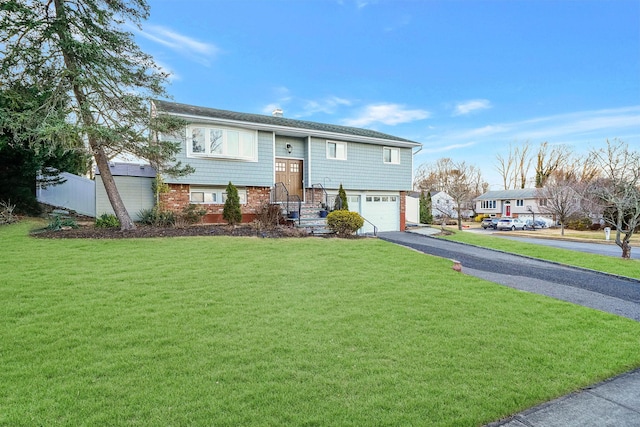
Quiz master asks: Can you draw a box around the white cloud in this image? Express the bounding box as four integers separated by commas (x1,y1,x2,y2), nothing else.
420,106,640,156
420,141,478,154
342,103,430,127
453,99,492,116
302,96,352,116
138,24,219,66
154,59,180,81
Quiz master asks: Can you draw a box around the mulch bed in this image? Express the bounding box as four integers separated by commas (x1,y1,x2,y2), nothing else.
31,224,313,239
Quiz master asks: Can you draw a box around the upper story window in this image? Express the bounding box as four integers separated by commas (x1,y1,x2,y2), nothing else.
538,198,548,207
327,141,347,160
188,125,257,161
383,147,400,164
516,199,524,207
481,200,496,209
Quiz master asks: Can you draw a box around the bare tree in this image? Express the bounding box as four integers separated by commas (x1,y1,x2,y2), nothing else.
495,143,517,190
534,142,570,188
495,141,534,189
536,174,582,236
586,140,640,259
515,142,533,189
415,158,485,230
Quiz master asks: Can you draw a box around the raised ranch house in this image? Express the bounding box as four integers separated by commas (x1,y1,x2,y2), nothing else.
475,188,551,222
151,100,422,233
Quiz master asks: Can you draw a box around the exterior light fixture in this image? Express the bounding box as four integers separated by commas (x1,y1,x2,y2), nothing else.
286,143,292,154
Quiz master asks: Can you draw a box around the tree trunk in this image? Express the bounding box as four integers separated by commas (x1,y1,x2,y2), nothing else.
93,147,136,230
54,0,135,230
621,239,632,259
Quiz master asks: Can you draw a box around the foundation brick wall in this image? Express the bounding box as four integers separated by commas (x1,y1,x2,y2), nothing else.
159,184,272,224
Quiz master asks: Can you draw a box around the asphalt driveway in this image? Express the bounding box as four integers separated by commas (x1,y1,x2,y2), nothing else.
378,231,640,321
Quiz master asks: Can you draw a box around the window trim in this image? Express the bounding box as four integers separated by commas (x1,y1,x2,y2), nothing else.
383,147,400,164
187,125,258,161
481,200,497,209
326,140,347,160
189,186,247,205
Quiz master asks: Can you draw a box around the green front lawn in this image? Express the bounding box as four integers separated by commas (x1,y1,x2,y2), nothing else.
440,228,640,279
2,222,640,426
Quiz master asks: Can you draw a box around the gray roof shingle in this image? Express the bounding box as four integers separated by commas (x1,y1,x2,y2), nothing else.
153,100,421,146
475,188,539,200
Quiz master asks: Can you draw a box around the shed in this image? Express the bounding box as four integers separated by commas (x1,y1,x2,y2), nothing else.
95,163,156,221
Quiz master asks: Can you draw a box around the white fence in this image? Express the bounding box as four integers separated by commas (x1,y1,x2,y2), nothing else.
406,195,419,224
37,172,96,217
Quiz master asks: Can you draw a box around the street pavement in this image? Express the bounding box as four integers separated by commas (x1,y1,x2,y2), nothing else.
379,227,640,427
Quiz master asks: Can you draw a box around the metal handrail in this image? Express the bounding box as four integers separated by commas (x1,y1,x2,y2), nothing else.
311,183,329,208
272,182,301,225
358,215,378,237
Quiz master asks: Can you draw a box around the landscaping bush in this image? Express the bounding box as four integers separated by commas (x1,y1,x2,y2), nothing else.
95,213,120,228
46,214,78,231
137,207,175,227
590,222,603,231
256,203,284,229
181,204,207,225
327,210,364,236
334,183,348,211
0,200,17,225
223,182,242,225
566,216,592,231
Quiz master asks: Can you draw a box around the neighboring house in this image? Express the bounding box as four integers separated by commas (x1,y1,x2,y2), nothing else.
95,162,156,221
430,191,457,218
151,100,422,232
475,188,550,220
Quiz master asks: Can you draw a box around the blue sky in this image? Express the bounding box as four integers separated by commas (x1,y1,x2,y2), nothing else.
136,0,640,188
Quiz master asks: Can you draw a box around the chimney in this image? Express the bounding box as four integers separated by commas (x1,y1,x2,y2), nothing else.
272,108,283,117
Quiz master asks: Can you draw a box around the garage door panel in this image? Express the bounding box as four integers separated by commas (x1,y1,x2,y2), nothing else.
362,194,399,232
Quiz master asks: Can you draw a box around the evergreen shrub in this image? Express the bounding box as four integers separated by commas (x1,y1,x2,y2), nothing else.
327,210,364,236
95,213,120,228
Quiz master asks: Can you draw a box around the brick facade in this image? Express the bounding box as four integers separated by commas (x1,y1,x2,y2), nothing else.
160,184,272,224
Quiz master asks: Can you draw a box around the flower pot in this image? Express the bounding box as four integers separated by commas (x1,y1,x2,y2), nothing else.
319,210,328,218
288,211,299,219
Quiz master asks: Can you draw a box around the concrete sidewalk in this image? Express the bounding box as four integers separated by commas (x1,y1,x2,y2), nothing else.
487,368,640,427
400,227,640,426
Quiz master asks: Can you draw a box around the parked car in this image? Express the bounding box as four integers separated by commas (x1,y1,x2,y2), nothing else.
524,219,549,230
481,217,499,229
496,217,526,231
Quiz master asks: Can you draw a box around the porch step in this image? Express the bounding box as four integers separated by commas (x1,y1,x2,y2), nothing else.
285,203,333,235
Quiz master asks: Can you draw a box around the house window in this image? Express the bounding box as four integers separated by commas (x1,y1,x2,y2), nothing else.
539,198,548,207
188,126,257,161
383,147,400,164
516,199,524,207
481,200,496,209
327,141,347,160
190,187,246,204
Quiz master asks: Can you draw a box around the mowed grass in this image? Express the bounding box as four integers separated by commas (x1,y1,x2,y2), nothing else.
2,222,640,426
440,228,640,279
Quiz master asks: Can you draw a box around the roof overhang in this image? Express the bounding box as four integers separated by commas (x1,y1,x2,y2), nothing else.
161,110,422,149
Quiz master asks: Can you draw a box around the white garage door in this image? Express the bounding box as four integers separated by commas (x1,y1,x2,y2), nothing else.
361,194,400,233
